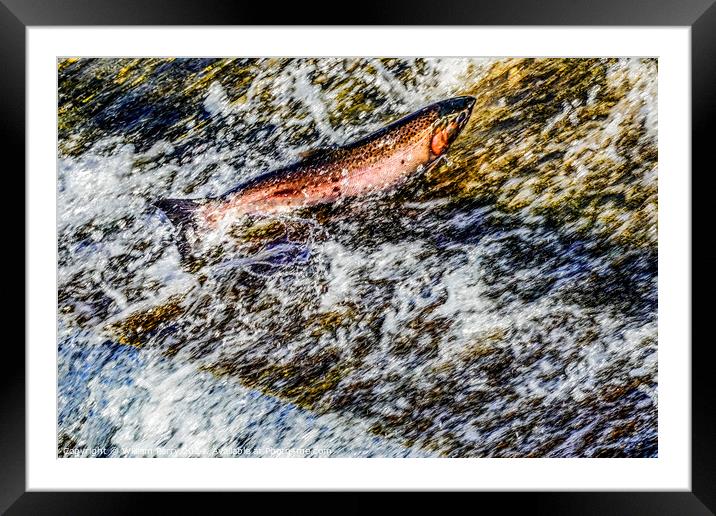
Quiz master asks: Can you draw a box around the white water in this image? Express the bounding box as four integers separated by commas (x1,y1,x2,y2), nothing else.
58,58,657,457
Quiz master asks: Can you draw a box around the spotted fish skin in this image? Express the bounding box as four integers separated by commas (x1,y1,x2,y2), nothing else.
155,96,475,235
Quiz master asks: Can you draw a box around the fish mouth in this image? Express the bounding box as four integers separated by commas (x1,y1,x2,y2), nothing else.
436,96,476,136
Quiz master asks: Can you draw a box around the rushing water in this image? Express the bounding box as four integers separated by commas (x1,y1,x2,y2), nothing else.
58,57,657,457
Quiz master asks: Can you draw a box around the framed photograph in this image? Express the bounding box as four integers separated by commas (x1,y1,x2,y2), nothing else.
8,0,714,512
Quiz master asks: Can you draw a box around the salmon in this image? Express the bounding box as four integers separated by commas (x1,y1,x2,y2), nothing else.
154,96,475,253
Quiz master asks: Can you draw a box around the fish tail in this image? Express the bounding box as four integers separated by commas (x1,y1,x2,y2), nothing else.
153,198,203,227
152,198,205,259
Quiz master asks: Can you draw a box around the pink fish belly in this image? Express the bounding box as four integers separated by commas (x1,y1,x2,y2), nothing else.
341,140,431,197
199,138,432,226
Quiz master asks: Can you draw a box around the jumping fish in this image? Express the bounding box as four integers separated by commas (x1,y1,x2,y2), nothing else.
154,96,476,252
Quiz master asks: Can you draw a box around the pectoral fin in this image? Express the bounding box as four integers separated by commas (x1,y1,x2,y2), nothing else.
424,155,447,176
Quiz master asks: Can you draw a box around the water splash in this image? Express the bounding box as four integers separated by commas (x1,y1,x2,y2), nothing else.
58,57,657,457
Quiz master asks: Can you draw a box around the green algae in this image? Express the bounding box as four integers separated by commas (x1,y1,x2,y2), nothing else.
103,295,186,347
420,57,657,249
203,349,354,411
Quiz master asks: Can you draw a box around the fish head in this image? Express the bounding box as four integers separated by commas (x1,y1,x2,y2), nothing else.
429,96,476,157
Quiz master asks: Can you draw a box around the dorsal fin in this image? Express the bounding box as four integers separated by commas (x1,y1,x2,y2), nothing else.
298,145,336,161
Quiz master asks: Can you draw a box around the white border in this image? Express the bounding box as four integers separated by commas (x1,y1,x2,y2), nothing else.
27,27,690,490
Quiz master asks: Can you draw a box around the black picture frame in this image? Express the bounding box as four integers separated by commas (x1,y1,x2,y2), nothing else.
5,0,715,513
